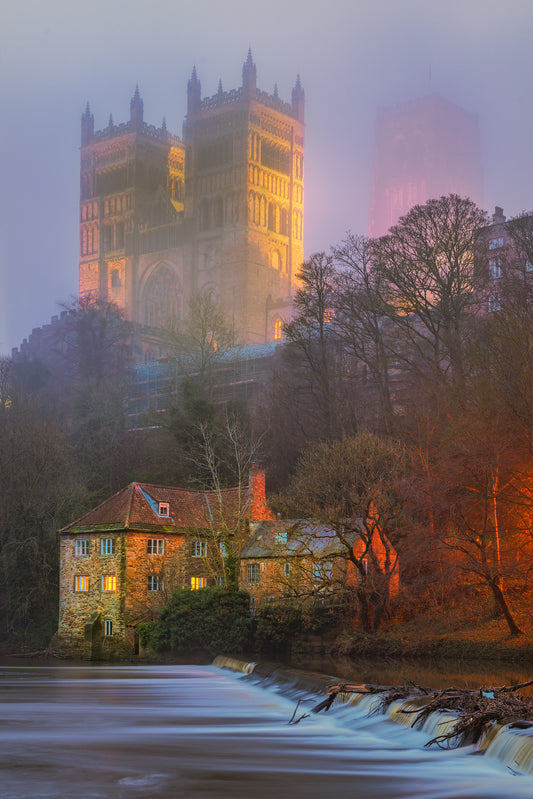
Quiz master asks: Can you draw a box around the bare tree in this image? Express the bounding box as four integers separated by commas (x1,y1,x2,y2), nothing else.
280,432,409,632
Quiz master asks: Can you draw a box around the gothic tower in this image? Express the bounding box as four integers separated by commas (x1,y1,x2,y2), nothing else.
79,53,305,345
368,93,483,238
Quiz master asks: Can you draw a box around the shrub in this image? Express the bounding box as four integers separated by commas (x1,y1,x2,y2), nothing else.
254,603,304,656
145,587,254,656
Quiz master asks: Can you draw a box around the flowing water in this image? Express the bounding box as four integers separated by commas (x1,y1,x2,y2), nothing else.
2,661,533,799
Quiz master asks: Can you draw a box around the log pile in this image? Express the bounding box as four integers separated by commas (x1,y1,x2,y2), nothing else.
310,679,533,748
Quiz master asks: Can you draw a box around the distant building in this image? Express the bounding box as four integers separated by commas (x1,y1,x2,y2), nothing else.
369,93,483,238
475,206,533,313
79,51,305,346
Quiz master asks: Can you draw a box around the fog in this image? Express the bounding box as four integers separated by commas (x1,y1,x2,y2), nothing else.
1,0,533,354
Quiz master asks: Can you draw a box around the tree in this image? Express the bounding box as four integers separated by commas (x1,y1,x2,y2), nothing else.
158,287,238,390
374,194,488,386
281,432,410,632
332,233,396,434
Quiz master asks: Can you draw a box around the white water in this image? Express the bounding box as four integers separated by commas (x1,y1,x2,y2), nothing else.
1,663,533,798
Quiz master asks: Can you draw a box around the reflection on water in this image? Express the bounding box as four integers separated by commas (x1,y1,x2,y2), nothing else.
1,663,533,798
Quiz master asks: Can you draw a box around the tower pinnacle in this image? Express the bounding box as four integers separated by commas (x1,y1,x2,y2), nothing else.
130,85,144,127
242,48,257,94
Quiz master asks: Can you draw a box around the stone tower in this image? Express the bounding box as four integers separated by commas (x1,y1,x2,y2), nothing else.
368,93,483,238
79,53,305,345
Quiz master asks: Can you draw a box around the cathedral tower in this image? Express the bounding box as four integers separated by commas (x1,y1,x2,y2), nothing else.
79,54,305,345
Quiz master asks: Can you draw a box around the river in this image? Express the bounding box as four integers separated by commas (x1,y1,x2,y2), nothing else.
1,661,533,799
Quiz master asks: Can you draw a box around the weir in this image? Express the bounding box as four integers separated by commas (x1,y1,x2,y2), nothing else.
212,655,533,776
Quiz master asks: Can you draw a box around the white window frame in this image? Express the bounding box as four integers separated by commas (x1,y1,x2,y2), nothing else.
75,539,90,556
246,563,260,585
104,619,113,636
147,539,165,555
193,540,207,557
147,575,164,591
100,538,115,555
158,502,170,517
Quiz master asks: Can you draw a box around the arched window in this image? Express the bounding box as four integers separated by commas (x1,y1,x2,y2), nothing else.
274,317,283,341
143,265,181,328
271,250,282,271
213,196,223,228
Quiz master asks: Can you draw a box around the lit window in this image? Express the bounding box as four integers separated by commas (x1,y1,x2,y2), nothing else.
147,575,164,591
100,538,115,555
147,539,165,555
489,258,503,280
191,576,207,590
246,563,260,584
104,619,113,636
193,541,207,557
158,502,170,517
489,237,504,250
102,575,116,591
274,317,283,340
283,563,291,578
75,539,90,556
74,575,89,592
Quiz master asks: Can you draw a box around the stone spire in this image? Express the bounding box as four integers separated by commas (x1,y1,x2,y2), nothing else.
130,85,144,127
291,74,305,122
242,48,257,94
81,101,94,146
187,66,202,114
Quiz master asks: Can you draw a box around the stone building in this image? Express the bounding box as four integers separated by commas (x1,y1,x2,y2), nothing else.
369,93,483,238
54,465,273,658
240,519,399,607
79,51,305,346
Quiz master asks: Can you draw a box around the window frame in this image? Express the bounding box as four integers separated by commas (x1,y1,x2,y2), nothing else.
101,574,117,592
147,539,165,555
192,540,207,558
100,538,116,556
190,576,207,590
246,563,260,585
147,575,164,591
74,575,89,592
75,539,90,556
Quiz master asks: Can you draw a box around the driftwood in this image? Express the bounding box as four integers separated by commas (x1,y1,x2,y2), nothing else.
309,679,533,748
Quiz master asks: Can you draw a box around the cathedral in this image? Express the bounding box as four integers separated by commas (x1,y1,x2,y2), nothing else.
79,51,305,347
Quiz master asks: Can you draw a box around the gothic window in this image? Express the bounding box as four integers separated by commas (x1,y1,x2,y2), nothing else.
268,203,276,232
271,250,282,271
143,265,181,328
274,317,283,341
214,196,223,228
103,225,113,252
199,199,210,230
111,269,121,288
248,192,254,223
81,229,87,255
280,209,289,236
116,222,125,250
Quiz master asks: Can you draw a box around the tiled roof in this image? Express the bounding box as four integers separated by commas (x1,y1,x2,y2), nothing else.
61,482,247,534
241,519,361,559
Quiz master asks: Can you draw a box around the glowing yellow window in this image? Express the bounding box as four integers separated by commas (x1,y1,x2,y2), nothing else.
102,575,117,591
191,576,207,590
74,575,89,592
274,317,283,340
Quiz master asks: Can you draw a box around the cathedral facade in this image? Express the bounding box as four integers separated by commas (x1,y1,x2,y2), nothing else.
78,52,305,346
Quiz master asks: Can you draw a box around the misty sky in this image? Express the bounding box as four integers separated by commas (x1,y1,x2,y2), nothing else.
2,0,533,355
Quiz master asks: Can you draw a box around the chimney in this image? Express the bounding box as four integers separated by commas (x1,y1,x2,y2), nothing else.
248,463,274,521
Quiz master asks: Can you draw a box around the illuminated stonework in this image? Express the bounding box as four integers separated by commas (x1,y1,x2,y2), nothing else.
79,52,305,345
